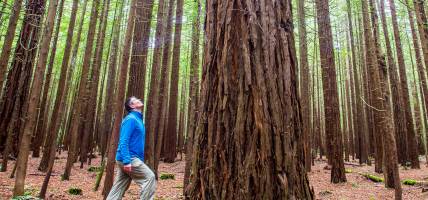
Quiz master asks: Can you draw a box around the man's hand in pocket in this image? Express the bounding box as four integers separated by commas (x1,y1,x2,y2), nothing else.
123,164,132,173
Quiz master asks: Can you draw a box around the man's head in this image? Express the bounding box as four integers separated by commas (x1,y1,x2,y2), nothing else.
125,96,144,112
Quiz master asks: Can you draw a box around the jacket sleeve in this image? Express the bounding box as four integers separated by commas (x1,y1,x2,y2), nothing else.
117,117,136,165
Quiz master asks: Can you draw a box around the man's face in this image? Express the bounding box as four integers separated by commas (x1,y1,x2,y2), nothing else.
130,97,144,110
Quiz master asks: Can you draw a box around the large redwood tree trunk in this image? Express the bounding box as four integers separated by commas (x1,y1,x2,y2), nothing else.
187,0,314,199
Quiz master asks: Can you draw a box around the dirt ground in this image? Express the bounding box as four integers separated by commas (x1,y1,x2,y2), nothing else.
0,153,427,199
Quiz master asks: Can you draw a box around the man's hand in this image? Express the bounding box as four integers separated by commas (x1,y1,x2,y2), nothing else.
123,164,132,173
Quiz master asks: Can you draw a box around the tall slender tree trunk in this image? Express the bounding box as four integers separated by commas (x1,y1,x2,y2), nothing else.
1,0,46,169
315,0,347,183
63,0,101,179
101,0,125,196
379,0,407,166
81,0,111,167
102,0,138,196
155,0,175,171
38,0,88,172
377,0,403,190
298,0,311,172
100,2,123,157
183,0,201,195
362,0,384,173
0,0,24,89
357,13,370,165
164,0,184,163
408,2,428,159
413,4,428,158
388,0,419,169
377,39,403,200
13,0,58,196
32,0,66,158
187,0,314,198
145,0,167,169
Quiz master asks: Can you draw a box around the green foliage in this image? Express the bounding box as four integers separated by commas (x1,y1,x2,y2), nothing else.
68,187,83,195
23,186,38,196
159,173,175,180
363,174,384,183
12,196,41,200
351,183,359,188
402,179,417,186
345,168,352,173
88,166,102,172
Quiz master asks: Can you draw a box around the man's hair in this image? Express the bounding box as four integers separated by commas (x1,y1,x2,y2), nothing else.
125,96,136,112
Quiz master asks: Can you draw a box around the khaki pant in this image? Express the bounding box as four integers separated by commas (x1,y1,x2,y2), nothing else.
106,158,156,200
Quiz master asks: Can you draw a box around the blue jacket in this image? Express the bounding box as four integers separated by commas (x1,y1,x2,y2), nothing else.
115,111,146,165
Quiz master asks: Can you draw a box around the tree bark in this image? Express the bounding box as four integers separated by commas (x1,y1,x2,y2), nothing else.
102,0,138,196
13,0,58,196
144,0,167,169
1,0,46,169
38,0,88,172
388,0,419,169
362,0,385,173
187,0,314,199
0,0,24,89
32,0,66,158
100,0,122,159
101,0,125,196
127,0,147,98
378,0,407,166
356,13,370,165
155,0,175,171
80,0,111,167
315,0,347,183
183,0,201,195
298,0,311,172
63,0,100,179
164,0,184,163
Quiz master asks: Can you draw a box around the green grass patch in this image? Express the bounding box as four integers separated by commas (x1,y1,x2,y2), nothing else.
363,174,384,183
345,168,353,173
88,166,102,172
160,173,175,180
402,179,417,186
68,187,83,195
12,195,41,200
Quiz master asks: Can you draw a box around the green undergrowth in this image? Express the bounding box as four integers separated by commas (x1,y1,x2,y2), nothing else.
88,166,103,172
68,187,83,195
160,173,175,180
12,195,41,200
362,174,384,183
402,179,417,186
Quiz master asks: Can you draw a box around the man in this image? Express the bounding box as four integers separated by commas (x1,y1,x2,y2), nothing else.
107,96,156,200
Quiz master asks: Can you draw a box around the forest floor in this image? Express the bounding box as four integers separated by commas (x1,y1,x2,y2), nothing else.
0,153,427,199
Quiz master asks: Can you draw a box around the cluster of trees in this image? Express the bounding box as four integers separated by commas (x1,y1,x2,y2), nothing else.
0,0,426,199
